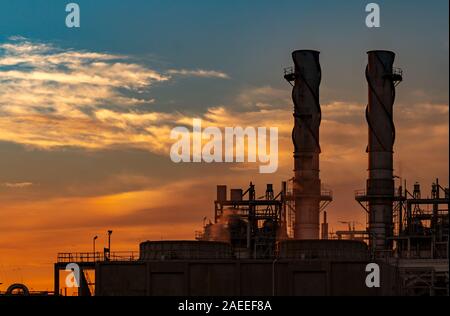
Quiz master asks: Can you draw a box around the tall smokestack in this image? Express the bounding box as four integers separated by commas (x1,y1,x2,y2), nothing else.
365,50,402,252
291,50,322,240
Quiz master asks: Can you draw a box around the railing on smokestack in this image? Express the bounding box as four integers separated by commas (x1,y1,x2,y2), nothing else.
284,178,333,238
283,67,296,85
387,67,404,86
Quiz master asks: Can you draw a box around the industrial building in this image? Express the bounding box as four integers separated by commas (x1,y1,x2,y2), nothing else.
51,50,448,297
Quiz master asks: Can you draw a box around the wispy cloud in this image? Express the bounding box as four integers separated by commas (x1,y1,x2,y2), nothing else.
0,38,231,152
0,38,166,113
0,38,447,180
167,69,230,79
2,182,33,188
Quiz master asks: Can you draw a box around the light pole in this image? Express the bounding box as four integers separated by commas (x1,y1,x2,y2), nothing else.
107,230,113,260
93,236,98,260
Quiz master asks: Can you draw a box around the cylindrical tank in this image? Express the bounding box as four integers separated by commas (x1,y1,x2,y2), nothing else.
5,283,30,296
366,50,397,252
291,50,322,240
277,240,369,261
139,241,233,261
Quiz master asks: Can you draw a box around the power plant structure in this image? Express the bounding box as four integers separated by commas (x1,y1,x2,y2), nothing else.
290,50,324,240
200,183,285,259
359,50,403,254
47,49,448,297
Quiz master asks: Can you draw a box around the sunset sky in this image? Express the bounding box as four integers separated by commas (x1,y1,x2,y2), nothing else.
0,0,448,291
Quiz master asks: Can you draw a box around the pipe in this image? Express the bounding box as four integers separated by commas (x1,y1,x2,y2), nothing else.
272,258,278,296
321,211,329,240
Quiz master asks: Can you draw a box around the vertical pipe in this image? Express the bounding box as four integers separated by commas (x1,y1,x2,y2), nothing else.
281,181,288,239
366,50,397,253
398,188,403,236
321,211,329,240
248,183,255,255
432,179,439,230
291,50,322,240
54,264,60,296
247,220,251,251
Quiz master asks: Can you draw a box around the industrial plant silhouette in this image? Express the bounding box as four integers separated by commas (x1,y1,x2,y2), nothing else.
4,50,449,297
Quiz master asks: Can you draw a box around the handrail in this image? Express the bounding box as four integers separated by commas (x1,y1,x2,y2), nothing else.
57,251,138,263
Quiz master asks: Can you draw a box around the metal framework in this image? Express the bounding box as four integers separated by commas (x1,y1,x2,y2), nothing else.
208,183,284,259
53,251,138,296
399,266,449,296
356,179,449,295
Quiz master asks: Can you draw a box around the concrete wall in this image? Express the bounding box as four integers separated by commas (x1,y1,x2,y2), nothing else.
95,260,399,296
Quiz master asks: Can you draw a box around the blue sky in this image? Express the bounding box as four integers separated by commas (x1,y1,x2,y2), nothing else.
1,0,448,112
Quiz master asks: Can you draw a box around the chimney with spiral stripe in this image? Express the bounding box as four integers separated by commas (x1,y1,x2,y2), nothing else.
365,50,402,252
290,50,322,240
